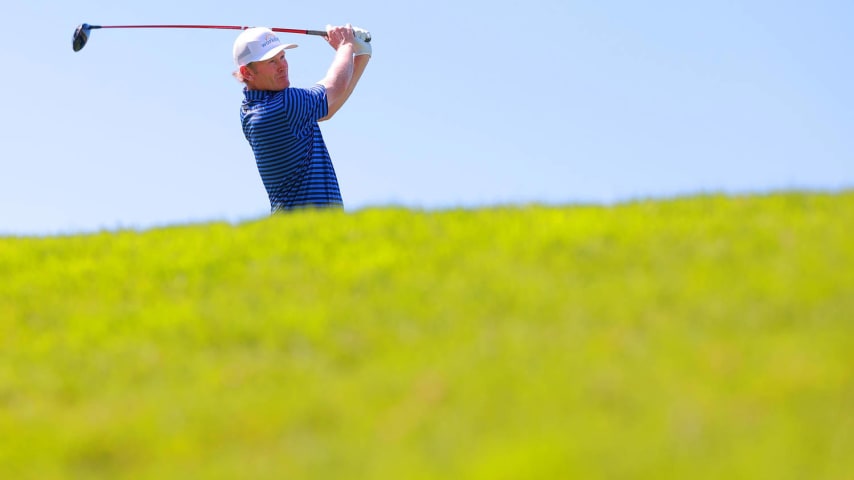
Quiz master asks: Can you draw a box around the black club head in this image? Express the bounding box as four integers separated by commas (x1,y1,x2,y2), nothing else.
72,24,91,52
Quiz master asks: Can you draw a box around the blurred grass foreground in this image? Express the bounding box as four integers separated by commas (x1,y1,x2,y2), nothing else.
1,191,852,479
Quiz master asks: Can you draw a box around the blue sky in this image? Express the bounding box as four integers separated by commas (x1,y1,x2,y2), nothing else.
2,1,852,235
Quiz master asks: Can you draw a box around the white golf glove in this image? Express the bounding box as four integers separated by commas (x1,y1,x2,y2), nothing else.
352,26,372,57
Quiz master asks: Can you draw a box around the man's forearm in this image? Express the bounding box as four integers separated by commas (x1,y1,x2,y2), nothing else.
320,45,355,118
333,54,370,115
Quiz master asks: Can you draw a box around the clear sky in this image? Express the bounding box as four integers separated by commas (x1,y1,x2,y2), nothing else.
2,1,852,235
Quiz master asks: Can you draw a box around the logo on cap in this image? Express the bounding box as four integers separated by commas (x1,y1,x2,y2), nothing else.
261,33,279,49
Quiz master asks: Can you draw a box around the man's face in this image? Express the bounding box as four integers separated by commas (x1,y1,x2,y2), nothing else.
243,51,290,91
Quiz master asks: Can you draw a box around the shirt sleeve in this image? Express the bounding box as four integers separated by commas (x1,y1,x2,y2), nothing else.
281,85,328,134
309,84,329,120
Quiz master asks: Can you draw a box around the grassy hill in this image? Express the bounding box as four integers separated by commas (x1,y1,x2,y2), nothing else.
1,192,852,479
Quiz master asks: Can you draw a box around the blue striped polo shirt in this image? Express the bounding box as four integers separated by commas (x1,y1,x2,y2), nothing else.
240,84,343,212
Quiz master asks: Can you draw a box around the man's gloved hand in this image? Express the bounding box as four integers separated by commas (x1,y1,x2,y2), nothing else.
352,26,372,57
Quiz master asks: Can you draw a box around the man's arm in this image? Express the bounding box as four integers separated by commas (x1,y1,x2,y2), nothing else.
318,25,370,121
321,54,369,122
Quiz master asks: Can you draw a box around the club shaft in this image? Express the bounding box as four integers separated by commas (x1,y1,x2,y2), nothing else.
91,24,327,38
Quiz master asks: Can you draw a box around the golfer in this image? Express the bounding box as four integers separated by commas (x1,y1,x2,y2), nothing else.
233,24,371,212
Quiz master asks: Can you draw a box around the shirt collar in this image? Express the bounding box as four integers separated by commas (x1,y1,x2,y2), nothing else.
243,88,276,101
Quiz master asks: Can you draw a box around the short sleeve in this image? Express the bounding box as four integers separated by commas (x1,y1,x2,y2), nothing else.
281,85,328,134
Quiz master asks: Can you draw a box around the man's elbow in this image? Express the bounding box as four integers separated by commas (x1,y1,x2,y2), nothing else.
322,90,345,121
323,101,345,121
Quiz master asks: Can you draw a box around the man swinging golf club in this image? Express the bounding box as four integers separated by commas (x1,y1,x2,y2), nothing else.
234,24,371,212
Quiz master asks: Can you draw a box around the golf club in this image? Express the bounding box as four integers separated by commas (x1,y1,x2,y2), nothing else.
72,23,370,52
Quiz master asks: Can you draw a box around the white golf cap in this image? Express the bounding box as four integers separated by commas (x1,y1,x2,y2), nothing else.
233,27,297,67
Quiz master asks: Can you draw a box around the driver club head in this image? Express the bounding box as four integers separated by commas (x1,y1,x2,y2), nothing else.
72,24,92,52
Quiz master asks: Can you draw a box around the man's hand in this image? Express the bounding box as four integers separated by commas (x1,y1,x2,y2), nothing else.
352,26,372,57
325,24,356,51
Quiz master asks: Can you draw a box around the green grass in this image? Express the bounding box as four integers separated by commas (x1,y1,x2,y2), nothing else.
1,191,852,479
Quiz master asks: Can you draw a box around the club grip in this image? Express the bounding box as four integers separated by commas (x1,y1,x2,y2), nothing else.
305,29,371,42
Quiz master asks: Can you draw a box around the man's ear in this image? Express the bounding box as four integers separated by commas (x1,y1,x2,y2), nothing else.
239,64,253,81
